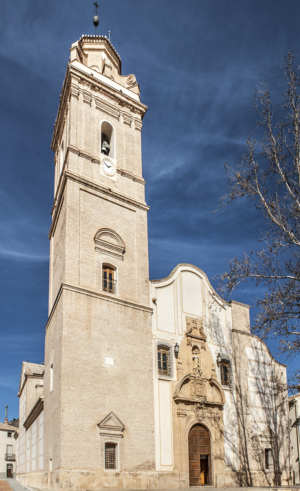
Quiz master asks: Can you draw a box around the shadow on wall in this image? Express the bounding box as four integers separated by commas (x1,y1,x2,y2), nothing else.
220,337,291,486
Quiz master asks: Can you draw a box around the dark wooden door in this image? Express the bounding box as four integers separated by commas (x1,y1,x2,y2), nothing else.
189,424,211,486
7,466,12,478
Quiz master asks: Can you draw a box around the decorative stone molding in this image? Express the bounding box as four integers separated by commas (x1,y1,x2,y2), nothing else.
45,283,153,332
95,98,120,120
122,112,132,126
117,167,145,185
173,374,226,406
186,316,206,347
94,228,125,260
83,90,92,105
23,397,44,430
98,412,125,471
98,411,125,433
134,119,143,131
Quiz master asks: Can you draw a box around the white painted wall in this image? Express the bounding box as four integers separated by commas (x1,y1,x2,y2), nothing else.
151,265,235,471
0,428,17,478
17,382,44,475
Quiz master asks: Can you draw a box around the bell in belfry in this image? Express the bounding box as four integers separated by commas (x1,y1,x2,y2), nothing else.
101,133,110,155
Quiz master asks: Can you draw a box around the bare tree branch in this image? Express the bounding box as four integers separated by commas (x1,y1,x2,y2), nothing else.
217,51,300,358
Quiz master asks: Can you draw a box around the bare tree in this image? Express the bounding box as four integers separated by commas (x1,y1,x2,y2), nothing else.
217,52,300,364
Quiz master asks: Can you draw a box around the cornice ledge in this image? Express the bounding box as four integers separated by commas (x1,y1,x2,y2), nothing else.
173,396,224,407
66,171,149,211
46,283,152,331
18,373,44,398
49,171,149,239
117,168,145,185
68,145,100,164
23,397,44,431
68,63,147,113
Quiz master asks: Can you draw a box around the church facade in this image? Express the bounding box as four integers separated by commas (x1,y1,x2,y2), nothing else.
16,35,291,489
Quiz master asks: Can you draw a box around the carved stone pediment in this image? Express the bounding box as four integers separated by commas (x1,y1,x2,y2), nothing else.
186,316,206,342
94,228,126,260
97,411,125,433
174,374,226,407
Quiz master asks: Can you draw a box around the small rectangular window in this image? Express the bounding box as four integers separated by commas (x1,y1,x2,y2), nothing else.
157,346,171,376
220,362,229,386
105,443,116,469
103,267,116,294
7,432,12,438
6,445,13,456
265,449,271,469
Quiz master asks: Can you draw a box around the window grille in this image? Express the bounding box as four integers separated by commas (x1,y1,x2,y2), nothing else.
105,443,116,469
102,267,116,294
220,362,229,386
157,345,171,376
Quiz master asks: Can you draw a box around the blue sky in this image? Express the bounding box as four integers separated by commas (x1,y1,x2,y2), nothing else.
0,0,299,419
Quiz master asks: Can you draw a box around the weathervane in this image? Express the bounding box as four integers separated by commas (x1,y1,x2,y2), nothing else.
93,2,99,35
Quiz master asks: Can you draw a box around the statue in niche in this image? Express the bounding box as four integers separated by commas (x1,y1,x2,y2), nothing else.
101,133,110,155
192,348,200,373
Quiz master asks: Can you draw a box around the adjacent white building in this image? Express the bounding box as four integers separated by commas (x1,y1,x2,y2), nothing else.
289,390,300,484
0,409,18,478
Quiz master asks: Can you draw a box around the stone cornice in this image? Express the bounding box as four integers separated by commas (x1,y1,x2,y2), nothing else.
78,35,122,73
49,170,149,239
23,397,44,431
64,144,146,185
231,329,287,367
45,283,153,332
51,63,147,152
18,373,44,398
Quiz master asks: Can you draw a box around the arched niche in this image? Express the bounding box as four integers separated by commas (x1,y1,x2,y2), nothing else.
101,121,115,160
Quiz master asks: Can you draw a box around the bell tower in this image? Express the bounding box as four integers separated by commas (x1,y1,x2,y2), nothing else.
44,35,155,487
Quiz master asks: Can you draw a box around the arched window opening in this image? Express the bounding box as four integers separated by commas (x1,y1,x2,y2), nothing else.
157,344,172,377
101,121,115,159
105,442,117,470
102,264,116,294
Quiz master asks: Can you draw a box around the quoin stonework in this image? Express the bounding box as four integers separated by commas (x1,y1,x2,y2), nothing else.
16,35,292,489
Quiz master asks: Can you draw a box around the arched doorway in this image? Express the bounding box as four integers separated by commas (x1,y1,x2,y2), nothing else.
189,424,211,486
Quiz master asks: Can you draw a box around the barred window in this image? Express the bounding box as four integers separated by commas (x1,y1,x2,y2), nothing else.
105,442,116,469
157,345,171,376
102,265,116,294
220,362,229,386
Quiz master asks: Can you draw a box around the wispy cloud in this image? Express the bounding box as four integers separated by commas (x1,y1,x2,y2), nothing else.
0,249,48,262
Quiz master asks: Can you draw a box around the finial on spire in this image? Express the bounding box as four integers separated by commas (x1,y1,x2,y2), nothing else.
93,2,99,35
108,30,110,42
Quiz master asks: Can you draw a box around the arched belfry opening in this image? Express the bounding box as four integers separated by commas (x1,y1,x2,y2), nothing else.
189,424,211,486
101,121,115,159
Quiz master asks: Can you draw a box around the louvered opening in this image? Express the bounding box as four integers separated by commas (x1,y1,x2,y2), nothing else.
105,443,116,469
